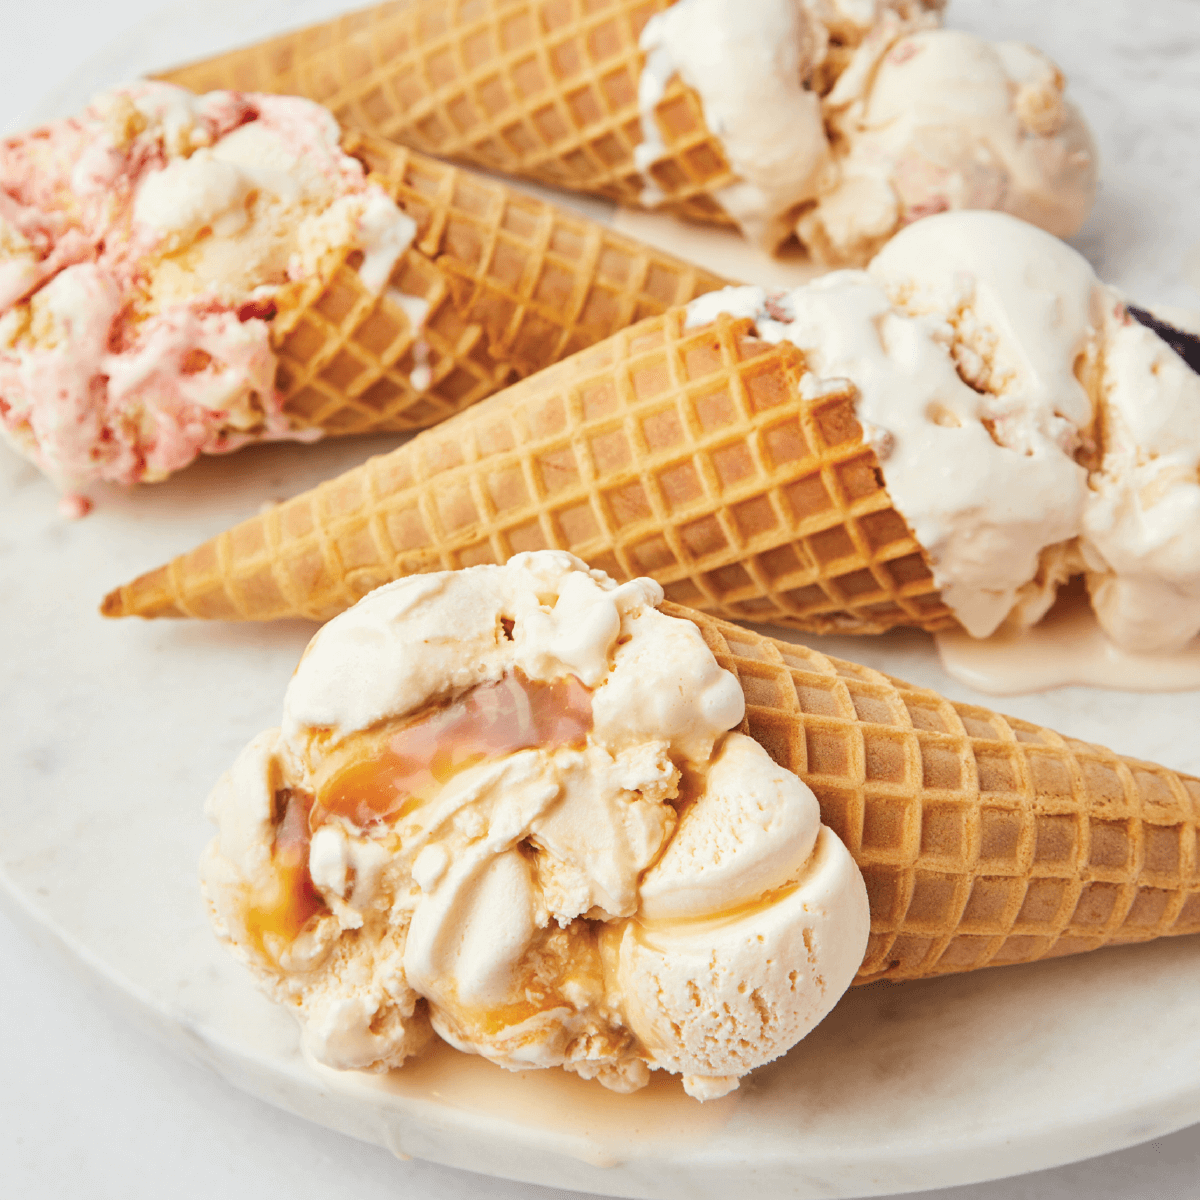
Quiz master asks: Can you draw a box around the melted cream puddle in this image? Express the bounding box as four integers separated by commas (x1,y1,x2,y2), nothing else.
306,1038,739,1165
936,586,1200,695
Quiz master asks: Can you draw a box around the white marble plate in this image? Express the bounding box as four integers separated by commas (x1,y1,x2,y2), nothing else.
3,1,1200,1197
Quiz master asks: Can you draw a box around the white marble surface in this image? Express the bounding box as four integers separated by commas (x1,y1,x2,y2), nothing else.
4,2,1200,1198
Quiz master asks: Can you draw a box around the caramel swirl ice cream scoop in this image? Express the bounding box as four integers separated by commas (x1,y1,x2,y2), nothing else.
202,551,869,1098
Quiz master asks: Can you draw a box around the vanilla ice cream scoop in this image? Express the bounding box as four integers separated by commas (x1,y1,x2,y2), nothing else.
799,28,1098,264
686,209,1200,655
1080,301,1200,652
635,0,839,250
202,552,869,1099
634,0,1095,263
0,83,417,499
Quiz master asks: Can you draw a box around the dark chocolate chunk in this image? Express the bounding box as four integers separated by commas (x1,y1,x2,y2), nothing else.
1127,304,1200,376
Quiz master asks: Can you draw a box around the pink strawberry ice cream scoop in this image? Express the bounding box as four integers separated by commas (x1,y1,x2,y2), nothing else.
0,83,417,503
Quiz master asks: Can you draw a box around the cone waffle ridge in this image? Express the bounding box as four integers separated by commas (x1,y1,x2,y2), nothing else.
273,132,728,434
672,604,1200,982
103,308,954,631
159,0,739,226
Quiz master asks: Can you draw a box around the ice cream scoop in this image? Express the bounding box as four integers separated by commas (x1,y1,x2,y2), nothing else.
203,552,869,1098
156,0,1096,265
0,83,726,508
863,211,1200,653
0,83,415,495
799,26,1098,263
104,211,1200,663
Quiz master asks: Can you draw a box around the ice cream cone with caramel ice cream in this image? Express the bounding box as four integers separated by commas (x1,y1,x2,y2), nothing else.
156,0,1097,264
0,81,725,505
201,552,1200,1100
104,210,1200,665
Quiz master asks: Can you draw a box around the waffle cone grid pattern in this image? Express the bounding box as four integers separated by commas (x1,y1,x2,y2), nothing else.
160,0,740,226
271,133,727,435
103,309,957,631
671,604,1200,982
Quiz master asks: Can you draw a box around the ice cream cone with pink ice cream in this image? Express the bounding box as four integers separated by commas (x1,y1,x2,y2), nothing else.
157,0,1098,264
0,81,725,510
105,209,1200,666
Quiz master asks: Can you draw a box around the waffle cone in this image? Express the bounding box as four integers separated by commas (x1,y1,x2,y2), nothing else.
667,602,1200,981
272,130,727,435
103,305,955,632
158,0,740,228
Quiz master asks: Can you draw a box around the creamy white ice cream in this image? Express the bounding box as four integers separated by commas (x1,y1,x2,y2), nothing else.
203,552,869,1099
0,83,420,496
636,0,837,248
634,1,1095,264
801,28,1098,263
685,210,1200,653
1081,301,1200,652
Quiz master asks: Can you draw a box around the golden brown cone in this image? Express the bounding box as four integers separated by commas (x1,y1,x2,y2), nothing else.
103,305,956,633
672,602,1200,982
159,0,742,228
273,130,728,434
